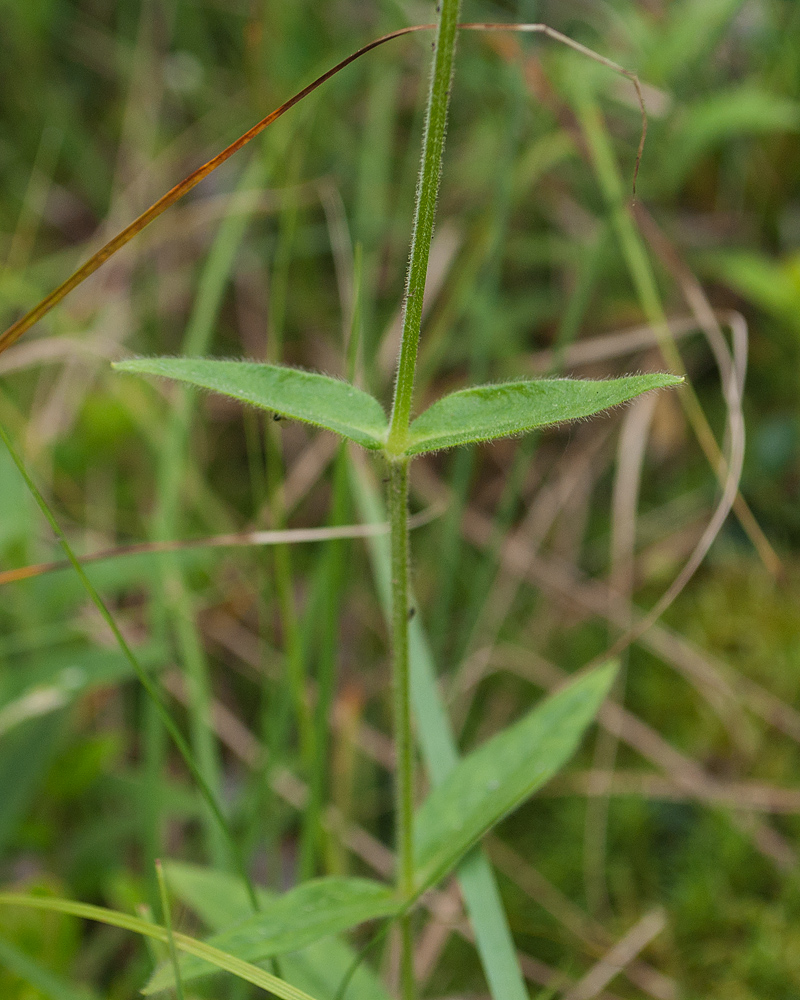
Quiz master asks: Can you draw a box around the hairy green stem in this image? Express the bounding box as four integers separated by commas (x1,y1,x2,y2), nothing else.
386,4,462,996
388,457,415,1000
388,460,414,898
387,0,463,453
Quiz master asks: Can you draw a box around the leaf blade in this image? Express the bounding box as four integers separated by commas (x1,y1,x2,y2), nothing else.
146,874,397,994
113,358,389,450
405,374,682,455
413,662,617,892
157,863,394,1000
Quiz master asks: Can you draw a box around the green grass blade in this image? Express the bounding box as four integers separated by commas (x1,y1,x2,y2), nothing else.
0,893,318,1000
412,663,618,893
155,860,185,1000
0,422,258,912
145,877,398,993
349,458,531,1000
699,249,800,334
151,150,272,875
405,374,683,454
113,359,389,450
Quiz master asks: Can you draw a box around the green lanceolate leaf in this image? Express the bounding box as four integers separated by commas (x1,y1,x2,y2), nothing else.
113,358,389,450
412,662,618,892
157,862,393,1000
405,374,683,455
145,875,398,994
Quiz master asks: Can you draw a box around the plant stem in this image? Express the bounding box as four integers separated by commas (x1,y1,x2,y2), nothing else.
387,0,463,455
388,457,415,1000
388,460,414,898
386,4,461,996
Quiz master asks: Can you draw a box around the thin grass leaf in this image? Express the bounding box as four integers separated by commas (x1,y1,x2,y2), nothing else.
0,422,258,911
405,375,682,455
0,893,317,1000
160,862,393,1000
155,861,185,1000
113,359,389,450
413,662,618,892
145,877,398,994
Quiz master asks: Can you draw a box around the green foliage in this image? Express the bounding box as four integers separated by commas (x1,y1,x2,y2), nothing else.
666,84,800,190
152,862,392,1000
405,375,682,455
0,645,164,740
0,892,319,1000
2,0,799,997
113,359,389,450
115,360,680,459
145,876,398,993
0,934,95,1000
413,663,617,892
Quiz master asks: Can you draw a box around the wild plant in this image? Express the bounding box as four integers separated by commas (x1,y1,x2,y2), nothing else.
0,6,682,1000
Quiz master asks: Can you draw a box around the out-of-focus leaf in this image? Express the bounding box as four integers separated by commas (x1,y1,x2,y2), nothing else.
160,862,393,1000
113,358,389,450
0,715,63,853
145,876,397,994
667,86,800,189
644,0,748,81
698,249,800,334
404,375,682,455
413,663,617,892
0,447,36,551
0,644,165,739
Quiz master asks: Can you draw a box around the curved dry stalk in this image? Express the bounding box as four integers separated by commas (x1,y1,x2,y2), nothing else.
634,206,779,577
0,22,646,359
584,312,747,671
0,523,387,586
584,391,659,916
0,505,442,588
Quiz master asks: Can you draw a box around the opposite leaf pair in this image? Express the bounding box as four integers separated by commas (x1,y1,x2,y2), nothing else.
113,357,682,457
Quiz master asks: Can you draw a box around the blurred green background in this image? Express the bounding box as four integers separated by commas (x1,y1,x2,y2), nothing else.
2,1,800,997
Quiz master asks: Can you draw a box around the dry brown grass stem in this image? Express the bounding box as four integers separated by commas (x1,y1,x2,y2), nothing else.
0,22,645,358
563,909,667,1000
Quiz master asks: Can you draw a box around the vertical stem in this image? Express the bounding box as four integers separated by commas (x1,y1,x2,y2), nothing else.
389,456,415,1000
389,459,414,897
387,0,462,454
385,4,461,995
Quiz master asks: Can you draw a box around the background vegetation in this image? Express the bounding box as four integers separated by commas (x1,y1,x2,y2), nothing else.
1,0,800,997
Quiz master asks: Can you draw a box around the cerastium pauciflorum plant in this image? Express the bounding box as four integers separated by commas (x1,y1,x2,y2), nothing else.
0,8,682,1000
